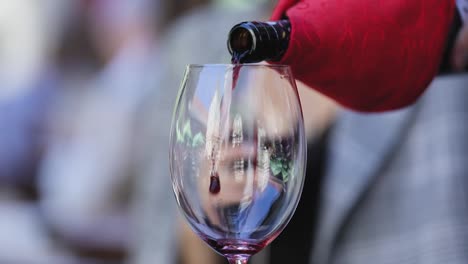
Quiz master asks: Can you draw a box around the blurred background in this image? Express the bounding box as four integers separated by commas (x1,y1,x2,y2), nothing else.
0,0,339,263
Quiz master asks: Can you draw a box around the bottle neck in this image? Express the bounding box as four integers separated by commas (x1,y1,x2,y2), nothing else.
228,19,291,63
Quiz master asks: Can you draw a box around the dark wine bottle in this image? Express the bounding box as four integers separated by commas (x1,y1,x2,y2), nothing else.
228,20,291,64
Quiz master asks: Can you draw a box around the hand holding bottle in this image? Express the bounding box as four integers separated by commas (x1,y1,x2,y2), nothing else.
229,0,458,112
274,0,456,112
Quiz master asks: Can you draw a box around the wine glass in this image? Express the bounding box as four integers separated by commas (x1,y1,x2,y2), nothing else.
169,64,306,264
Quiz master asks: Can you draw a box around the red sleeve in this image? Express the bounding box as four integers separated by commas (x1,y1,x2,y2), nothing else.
271,0,456,112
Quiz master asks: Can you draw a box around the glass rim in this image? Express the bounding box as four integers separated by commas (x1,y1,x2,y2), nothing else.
187,63,290,69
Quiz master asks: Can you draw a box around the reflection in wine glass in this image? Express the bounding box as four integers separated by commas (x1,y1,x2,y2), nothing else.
170,64,306,264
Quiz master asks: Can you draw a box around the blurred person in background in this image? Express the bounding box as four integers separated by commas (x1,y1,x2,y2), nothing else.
0,0,78,262
37,0,166,262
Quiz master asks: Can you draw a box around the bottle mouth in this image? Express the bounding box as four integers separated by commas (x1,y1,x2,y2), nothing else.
227,23,256,55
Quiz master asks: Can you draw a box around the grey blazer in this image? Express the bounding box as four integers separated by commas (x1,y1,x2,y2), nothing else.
311,74,468,264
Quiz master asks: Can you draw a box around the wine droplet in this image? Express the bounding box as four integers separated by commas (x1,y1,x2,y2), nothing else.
209,172,221,194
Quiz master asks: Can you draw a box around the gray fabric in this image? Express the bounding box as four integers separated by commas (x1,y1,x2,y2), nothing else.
312,74,468,264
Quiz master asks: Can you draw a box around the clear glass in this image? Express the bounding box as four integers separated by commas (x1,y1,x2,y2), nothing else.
169,64,306,263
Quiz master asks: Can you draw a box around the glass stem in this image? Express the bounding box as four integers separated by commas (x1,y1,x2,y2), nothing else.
227,256,249,264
